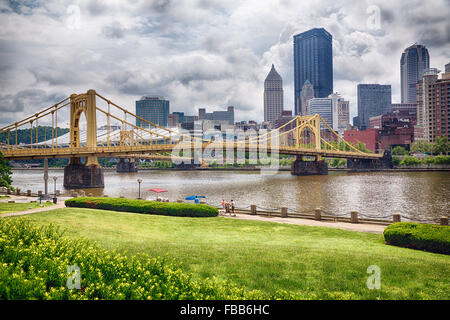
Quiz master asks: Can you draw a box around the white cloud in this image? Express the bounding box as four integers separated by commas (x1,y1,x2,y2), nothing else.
0,0,448,127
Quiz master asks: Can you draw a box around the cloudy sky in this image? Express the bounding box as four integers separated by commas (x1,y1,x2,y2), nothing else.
0,0,449,128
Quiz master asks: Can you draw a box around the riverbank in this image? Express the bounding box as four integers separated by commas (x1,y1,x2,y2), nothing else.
11,166,450,172
15,207,450,299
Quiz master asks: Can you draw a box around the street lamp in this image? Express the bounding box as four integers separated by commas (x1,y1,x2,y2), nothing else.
137,178,143,199
52,176,58,204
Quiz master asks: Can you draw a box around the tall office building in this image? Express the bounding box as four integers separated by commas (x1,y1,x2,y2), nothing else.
294,28,333,115
421,67,449,142
308,98,332,130
324,93,350,134
300,80,314,115
198,106,234,125
400,44,430,104
136,96,169,128
357,84,392,130
264,64,284,124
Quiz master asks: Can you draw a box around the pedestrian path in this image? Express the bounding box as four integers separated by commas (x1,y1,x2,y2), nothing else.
219,212,387,234
1,196,69,218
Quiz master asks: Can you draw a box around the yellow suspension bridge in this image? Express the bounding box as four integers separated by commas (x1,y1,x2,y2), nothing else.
0,89,387,188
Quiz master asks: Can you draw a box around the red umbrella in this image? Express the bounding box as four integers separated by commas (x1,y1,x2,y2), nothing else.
147,188,168,201
147,188,168,193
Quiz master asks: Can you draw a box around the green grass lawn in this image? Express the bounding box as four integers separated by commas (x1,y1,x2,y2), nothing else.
18,207,450,299
0,201,53,214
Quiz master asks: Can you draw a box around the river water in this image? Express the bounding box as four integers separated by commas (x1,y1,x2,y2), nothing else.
11,169,450,221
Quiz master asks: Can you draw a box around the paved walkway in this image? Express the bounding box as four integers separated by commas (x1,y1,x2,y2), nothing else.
0,195,69,218
219,212,387,234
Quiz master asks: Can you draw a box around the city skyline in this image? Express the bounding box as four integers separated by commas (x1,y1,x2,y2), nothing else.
0,0,449,127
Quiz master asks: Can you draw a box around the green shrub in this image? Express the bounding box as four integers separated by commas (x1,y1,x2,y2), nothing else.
0,218,289,300
391,156,401,166
392,146,409,156
434,155,450,165
399,156,422,166
384,222,450,255
65,197,218,218
423,157,435,165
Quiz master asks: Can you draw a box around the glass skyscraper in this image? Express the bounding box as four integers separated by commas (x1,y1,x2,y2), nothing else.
400,44,430,104
294,28,333,115
136,96,170,128
357,84,392,130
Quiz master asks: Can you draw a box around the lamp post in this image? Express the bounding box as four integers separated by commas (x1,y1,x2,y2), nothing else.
52,176,57,204
137,178,142,199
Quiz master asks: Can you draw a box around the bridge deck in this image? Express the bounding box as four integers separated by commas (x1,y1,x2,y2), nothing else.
1,143,383,160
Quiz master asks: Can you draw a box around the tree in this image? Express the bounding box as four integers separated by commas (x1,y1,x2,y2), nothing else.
411,140,433,154
432,137,449,155
354,142,372,153
391,146,409,156
0,152,12,190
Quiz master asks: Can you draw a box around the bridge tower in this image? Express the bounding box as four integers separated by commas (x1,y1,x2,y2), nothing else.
116,130,138,172
64,89,105,188
291,115,328,175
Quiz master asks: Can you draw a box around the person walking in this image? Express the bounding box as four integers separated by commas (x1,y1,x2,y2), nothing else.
230,199,235,217
221,199,226,214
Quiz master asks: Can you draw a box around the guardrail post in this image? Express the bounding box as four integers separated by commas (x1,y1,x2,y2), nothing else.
440,216,448,226
16,188,21,195
250,204,256,215
26,190,31,196
393,213,401,223
281,207,288,218
314,208,322,220
350,210,358,224
37,190,43,197
56,190,60,196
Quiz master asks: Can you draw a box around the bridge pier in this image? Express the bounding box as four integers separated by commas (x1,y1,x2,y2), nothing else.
347,151,392,171
291,156,328,176
64,157,104,189
116,158,138,173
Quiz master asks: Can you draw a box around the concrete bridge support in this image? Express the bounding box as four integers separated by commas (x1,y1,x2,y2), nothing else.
347,151,392,171
64,157,104,189
116,158,138,173
291,156,328,176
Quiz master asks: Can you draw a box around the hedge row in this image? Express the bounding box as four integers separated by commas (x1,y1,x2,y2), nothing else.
65,197,218,217
383,222,450,255
0,219,297,299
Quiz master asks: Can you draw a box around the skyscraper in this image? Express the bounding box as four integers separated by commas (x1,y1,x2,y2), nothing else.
264,64,284,124
357,84,392,130
300,80,314,115
400,44,430,104
420,67,449,142
294,28,333,115
136,96,170,128
308,98,332,130
328,92,350,134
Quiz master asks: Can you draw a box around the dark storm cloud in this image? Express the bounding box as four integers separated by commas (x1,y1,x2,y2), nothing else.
418,25,450,49
0,89,65,112
85,0,108,16
380,8,395,24
5,0,40,15
0,0,449,122
151,0,171,13
102,23,126,39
